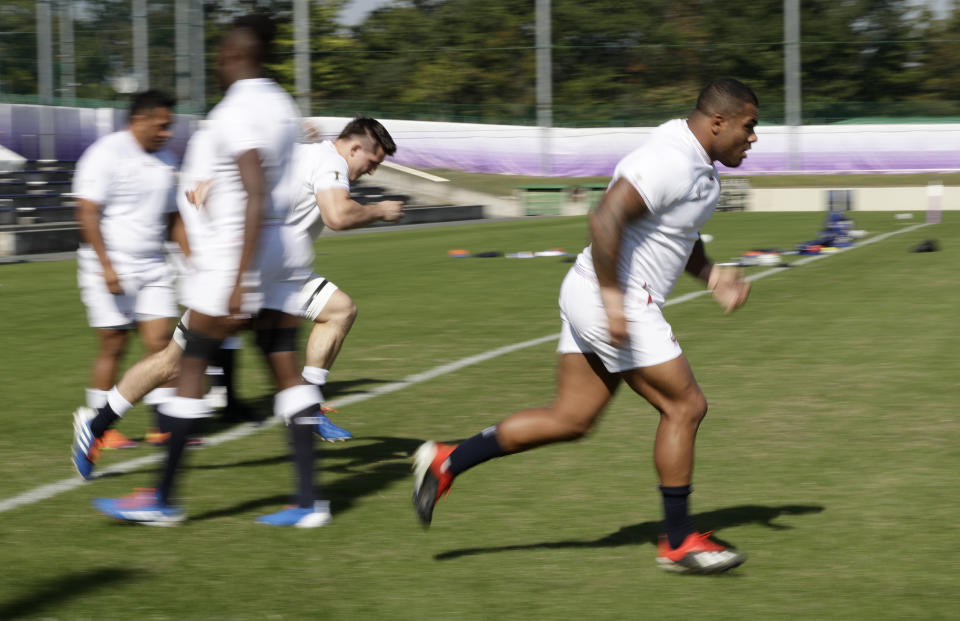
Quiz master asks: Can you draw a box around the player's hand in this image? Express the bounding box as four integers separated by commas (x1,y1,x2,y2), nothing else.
605,308,629,347
708,265,751,313
228,284,245,316
186,178,213,210
599,286,629,347
378,200,405,222
103,266,123,295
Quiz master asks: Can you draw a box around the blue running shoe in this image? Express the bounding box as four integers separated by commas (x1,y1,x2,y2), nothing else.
72,407,99,480
315,410,352,442
256,501,331,528
93,488,185,526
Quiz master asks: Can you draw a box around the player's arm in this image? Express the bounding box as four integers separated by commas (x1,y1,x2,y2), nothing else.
685,235,750,314
76,198,122,295
589,177,648,347
230,149,266,315
314,187,403,231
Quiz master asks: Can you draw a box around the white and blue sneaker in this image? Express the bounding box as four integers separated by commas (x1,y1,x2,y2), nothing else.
71,407,98,480
93,488,185,526
315,412,352,442
256,501,331,528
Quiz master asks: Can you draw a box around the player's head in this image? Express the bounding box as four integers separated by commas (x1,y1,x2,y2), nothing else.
693,78,759,168
337,116,397,181
128,89,175,153
217,13,276,87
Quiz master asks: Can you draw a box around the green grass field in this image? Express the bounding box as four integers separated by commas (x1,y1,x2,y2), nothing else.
0,211,957,620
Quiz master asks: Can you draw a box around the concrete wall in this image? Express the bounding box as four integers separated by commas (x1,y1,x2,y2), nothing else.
748,186,958,212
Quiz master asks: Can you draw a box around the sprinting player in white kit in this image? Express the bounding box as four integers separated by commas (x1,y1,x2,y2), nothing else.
69,116,405,480
84,14,329,527
289,116,404,426
73,89,185,451
413,78,758,574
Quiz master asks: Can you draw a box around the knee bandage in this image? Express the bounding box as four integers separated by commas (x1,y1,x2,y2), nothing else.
183,330,223,360
255,326,298,355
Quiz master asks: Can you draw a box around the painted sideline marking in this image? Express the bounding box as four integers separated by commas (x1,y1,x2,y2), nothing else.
0,222,929,515
381,161,449,182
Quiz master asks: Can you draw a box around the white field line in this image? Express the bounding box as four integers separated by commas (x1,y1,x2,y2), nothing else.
0,221,930,515
381,161,449,182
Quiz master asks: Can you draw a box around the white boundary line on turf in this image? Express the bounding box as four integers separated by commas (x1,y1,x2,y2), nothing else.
381,161,450,182
0,221,930,515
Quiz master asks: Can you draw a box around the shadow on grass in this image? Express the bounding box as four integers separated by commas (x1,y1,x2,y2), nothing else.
187,436,425,521
0,566,146,618
435,504,824,561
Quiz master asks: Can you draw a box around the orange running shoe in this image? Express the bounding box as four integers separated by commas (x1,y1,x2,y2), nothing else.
145,429,205,447
98,429,139,450
145,429,170,446
411,441,456,526
656,531,745,574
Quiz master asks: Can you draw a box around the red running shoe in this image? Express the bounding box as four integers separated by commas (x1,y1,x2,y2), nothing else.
411,441,456,526
656,531,746,574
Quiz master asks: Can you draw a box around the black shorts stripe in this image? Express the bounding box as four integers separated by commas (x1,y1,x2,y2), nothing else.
306,279,329,308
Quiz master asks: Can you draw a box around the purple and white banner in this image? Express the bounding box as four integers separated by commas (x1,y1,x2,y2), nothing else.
343,117,960,177
3,103,959,176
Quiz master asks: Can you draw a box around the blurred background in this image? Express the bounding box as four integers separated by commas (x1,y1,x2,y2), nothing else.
1,0,958,124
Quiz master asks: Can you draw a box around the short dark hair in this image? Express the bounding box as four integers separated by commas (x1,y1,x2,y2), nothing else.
129,89,175,118
338,116,397,156
232,13,277,64
695,78,758,117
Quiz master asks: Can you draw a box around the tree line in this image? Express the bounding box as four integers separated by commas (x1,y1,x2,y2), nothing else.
1,0,958,124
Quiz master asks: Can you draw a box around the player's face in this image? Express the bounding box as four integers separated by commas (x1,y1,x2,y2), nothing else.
131,107,174,153
348,143,386,181
714,102,758,168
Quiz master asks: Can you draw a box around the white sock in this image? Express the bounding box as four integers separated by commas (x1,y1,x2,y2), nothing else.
301,366,329,386
158,396,211,419
86,388,108,409
107,386,134,417
144,387,177,407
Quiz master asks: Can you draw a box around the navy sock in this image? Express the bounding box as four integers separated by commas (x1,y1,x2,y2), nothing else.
156,414,195,506
290,417,316,508
90,404,120,438
660,485,694,549
447,426,505,476
153,405,169,433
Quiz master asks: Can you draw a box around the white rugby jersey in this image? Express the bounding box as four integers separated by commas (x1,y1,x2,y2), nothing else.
203,78,301,228
286,140,350,239
73,129,177,263
574,119,721,306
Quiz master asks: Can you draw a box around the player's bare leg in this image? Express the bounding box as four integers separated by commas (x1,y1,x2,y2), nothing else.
90,328,129,392
622,354,705,487
304,289,357,373
302,289,357,442
137,317,181,439
623,354,744,573
413,353,619,525
81,327,140,450
495,353,620,451
115,339,182,408
72,326,178,478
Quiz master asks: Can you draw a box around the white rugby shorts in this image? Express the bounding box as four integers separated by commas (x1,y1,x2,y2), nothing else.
77,255,177,328
181,222,313,317
556,267,682,372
